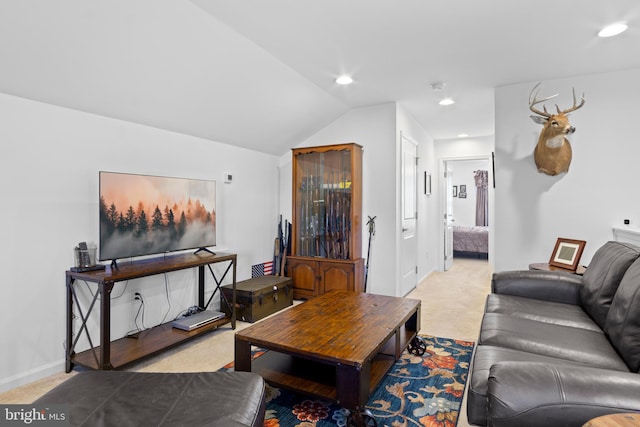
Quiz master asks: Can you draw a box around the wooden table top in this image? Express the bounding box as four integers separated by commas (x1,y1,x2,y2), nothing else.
583,413,640,427
235,290,421,366
529,262,587,275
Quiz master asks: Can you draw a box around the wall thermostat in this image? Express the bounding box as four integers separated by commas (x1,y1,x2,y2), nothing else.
224,173,233,183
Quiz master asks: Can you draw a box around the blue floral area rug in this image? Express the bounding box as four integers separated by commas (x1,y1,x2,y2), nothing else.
222,335,474,427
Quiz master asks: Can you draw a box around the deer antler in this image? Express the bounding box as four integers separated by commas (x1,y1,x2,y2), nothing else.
556,87,586,115
529,82,558,118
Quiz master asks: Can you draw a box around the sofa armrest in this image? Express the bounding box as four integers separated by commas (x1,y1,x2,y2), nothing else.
487,362,640,427
491,270,583,304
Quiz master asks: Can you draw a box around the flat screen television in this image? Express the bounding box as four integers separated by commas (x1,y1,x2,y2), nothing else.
99,171,216,262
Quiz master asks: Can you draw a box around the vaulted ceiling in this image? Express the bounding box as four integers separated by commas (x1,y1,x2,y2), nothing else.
1,1,638,155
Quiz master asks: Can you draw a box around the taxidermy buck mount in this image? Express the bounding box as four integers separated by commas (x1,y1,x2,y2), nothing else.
529,82,586,176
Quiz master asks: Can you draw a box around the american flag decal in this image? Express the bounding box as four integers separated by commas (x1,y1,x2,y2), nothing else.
251,261,274,277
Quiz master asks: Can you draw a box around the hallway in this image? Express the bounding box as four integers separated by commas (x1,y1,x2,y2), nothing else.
408,257,491,342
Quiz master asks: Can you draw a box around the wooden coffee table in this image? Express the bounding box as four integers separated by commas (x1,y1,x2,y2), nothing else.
583,413,640,427
234,290,422,425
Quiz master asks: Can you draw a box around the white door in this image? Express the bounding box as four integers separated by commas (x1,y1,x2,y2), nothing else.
400,134,418,296
444,167,454,271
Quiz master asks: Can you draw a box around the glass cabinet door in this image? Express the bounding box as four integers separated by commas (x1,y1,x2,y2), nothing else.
294,148,354,259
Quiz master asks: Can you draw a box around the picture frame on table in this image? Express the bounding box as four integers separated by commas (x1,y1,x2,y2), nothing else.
549,238,586,271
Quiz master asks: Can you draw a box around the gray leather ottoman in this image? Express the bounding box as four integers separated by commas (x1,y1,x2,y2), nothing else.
33,371,266,427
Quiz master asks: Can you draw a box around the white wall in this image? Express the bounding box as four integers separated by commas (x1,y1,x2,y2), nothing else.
495,68,640,271
278,103,438,296
436,136,494,160
0,93,280,392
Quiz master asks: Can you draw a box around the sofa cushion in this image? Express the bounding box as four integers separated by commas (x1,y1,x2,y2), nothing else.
485,294,601,332
466,345,592,426
487,362,640,427
579,241,640,329
605,256,640,372
479,313,629,370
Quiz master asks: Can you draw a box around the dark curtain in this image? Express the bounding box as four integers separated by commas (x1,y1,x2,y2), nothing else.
474,170,488,226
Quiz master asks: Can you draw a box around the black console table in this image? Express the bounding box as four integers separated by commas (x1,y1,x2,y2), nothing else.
65,252,236,372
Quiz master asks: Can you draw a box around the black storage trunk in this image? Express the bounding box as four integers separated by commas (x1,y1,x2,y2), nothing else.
221,275,293,323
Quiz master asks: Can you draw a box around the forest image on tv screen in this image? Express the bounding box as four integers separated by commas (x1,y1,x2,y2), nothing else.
99,172,216,261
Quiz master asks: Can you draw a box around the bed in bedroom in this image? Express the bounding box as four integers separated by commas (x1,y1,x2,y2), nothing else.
453,225,488,258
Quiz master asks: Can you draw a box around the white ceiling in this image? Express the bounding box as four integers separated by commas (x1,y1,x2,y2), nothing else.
1,1,638,156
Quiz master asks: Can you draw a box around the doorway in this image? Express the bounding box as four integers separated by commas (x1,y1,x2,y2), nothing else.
440,156,493,271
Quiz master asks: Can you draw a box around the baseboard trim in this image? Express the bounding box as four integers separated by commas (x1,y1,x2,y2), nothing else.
0,359,65,394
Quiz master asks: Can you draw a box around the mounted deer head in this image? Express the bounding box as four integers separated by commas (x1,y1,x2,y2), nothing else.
529,82,585,176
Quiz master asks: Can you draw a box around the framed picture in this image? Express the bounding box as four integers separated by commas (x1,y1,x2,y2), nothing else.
459,192,467,199
424,171,431,196
549,238,586,271
453,185,458,197
492,151,496,188
460,184,467,193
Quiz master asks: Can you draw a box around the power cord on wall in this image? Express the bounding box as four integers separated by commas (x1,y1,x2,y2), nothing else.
123,272,199,339
67,280,132,349
70,264,181,345
158,273,172,324
135,292,146,330
126,292,146,338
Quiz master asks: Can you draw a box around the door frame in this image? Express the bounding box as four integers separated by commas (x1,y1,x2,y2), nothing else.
399,132,418,296
444,166,454,271
395,131,420,296
438,155,494,272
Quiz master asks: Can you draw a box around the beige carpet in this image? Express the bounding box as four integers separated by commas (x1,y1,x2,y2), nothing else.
0,257,491,426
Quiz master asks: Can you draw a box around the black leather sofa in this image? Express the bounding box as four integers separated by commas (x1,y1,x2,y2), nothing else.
34,371,266,427
467,241,640,426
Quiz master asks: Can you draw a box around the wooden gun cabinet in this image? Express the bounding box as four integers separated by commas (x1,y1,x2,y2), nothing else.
288,143,364,299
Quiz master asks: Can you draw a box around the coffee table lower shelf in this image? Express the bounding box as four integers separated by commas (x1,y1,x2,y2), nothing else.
252,350,396,404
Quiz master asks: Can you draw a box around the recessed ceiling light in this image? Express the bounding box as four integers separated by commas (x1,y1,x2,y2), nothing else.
458,133,469,138
336,75,353,85
439,98,455,106
598,22,628,37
